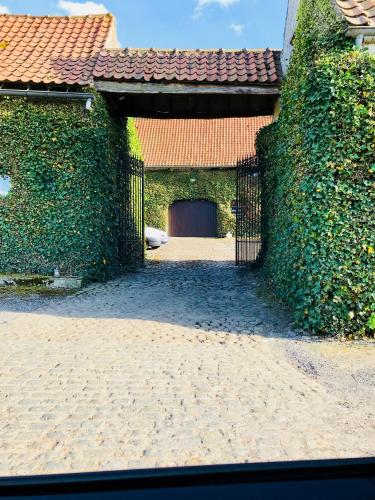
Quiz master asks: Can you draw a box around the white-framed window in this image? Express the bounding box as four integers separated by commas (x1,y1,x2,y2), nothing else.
0,175,11,196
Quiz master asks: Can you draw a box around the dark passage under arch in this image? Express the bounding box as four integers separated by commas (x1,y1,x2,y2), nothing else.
168,200,217,237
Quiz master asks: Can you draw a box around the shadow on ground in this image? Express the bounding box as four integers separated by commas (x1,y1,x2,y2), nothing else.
0,259,300,339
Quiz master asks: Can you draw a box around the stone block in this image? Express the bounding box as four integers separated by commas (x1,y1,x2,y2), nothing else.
50,277,83,289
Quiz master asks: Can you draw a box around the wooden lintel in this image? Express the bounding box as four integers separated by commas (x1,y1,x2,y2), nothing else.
94,80,280,96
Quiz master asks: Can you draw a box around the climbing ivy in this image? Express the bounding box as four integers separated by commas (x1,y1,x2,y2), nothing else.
145,170,236,236
126,117,143,158
257,0,375,337
0,91,133,281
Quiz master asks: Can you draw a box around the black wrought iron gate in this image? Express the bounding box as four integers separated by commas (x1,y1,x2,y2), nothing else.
119,154,145,270
235,156,262,266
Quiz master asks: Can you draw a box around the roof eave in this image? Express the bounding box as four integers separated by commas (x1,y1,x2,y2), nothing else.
145,165,236,171
94,80,280,95
345,26,375,38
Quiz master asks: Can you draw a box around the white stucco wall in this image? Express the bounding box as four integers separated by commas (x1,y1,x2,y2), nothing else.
281,0,300,74
364,42,375,54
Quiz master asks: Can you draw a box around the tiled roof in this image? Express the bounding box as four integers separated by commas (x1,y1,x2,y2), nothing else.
0,14,281,87
135,116,273,168
0,14,115,85
336,0,375,26
94,48,282,85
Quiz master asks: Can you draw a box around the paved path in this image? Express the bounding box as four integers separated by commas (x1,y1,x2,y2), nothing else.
0,238,374,476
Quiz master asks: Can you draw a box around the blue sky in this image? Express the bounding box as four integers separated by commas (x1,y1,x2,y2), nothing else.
2,0,288,49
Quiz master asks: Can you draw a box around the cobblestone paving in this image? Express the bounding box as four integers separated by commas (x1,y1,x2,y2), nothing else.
0,238,374,476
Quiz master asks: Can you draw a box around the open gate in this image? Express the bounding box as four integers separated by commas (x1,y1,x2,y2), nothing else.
118,154,145,270
235,156,262,266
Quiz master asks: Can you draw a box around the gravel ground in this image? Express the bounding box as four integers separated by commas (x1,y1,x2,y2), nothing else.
0,237,374,476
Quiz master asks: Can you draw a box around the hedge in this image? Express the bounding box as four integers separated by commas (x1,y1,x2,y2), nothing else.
126,117,143,158
257,0,375,337
145,170,236,236
0,91,134,281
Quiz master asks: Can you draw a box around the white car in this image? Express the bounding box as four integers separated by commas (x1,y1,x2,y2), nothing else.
145,226,168,249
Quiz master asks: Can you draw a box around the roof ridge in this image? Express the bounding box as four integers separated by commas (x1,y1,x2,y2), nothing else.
105,47,282,53
0,13,113,19
135,116,272,121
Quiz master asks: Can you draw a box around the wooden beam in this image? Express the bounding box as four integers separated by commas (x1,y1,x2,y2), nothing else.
95,80,280,95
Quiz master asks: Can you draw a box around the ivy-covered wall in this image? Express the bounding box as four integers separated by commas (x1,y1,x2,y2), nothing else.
0,91,132,281
257,0,375,337
126,117,143,158
145,170,236,236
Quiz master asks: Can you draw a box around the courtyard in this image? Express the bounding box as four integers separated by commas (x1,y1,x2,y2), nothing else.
0,238,374,476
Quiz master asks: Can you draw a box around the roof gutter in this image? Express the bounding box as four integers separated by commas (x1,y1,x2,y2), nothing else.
0,89,95,109
345,26,375,46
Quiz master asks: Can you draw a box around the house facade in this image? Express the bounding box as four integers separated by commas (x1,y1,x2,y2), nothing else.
0,2,373,336
282,0,375,72
0,13,281,279
136,116,272,237
0,14,125,281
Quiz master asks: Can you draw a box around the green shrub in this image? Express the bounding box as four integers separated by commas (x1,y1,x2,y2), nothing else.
257,0,375,337
145,170,236,236
127,117,143,157
0,91,132,280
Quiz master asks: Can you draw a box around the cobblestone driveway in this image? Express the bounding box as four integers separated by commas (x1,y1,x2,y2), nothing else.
0,238,374,475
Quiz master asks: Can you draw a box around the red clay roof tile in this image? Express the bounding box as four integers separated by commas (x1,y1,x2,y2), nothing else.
0,14,115,85
336,0,375,26
0,14,282,87
135,117,273,169
94,48,282,85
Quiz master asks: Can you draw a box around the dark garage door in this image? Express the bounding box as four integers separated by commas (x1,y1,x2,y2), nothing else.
169,200,217,237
